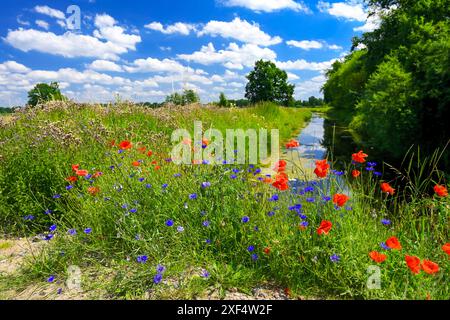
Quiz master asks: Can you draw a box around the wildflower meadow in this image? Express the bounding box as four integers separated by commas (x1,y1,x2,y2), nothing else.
0,102,448,300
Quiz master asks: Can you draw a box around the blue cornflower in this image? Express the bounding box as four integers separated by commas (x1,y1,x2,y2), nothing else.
230,174,237,179
138,177,145,182
330,254,341,263
222,160,227,164
137,255,148,263
254,168,261,174
306,197,315,203
173,173,181,177
177,226,184,232
251,254,258,261
267,211,275,217
365,166,374,171
156,264,166,274
53,194,61,199
162,183,168,189
153,273,163,284
202,220,210,227
118,149,124,154
346,206,353,211
202,160,210,165
241,216,250,223
268,194,279,202
49,224,57,232
85,174,92,179
104,197,111,201
135,234,140,240
121,204,128,209
200,210,207,216
205,239,211,244
373,171,382,177
201,182,211,188
304,186,314,192
129,208,137,213
289,204,302,211
47,275,55,283
189,193,198,200
68,229,76,236
334,171,344,176
368,162,377,167
299,214,307,220
380,242,391,250
247,245,255,252
44,234,54,241
109,165,115,170
201,269,210,278
165,158,172,163
300,221,309,228
66,185,73,190
322,196,331,202
232,168,240,173
23,215,35,221
166,219,174,227
57,288,62,295
84,228,92,234
145,184,152,189
253,226,259,232
381,219,391,226
257,177,264,181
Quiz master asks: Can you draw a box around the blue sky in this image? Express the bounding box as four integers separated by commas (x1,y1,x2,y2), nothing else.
0,0,377,106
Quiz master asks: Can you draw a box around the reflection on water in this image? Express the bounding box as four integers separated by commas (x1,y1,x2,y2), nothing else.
288,113,351,194
295,115,327,161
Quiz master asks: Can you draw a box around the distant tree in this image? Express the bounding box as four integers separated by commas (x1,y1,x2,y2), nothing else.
245,60,295,106
27,82,65,107
218,92,229,107
165,90,200,106
183,89,200,104
165,92,184,105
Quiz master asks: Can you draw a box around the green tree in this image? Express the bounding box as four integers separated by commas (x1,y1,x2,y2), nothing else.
218,92,228,107
27,82,65,107
245,60,295,106
183,89,200,105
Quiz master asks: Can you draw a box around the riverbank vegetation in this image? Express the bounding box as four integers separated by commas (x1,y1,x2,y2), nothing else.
0,101,448,300
322,0,449,168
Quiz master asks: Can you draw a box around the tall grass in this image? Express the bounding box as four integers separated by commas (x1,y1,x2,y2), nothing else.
0,101,448,300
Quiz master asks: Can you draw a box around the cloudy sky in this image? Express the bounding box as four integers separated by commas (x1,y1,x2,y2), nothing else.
0,0,378,106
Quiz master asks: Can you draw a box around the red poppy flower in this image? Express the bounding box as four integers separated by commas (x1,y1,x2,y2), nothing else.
137,146,146,154
87,186,100,196
352,150,368,163
132,161,140,167
65,176,78,183
433,184,448,197
352,170,361,178
421,260,439,275
263,177,273,184
147,150,153,157
333,194,349,207
314,159,329,178
263,247,271,255
110,140,115,147
405,255,421,274
154,165,161,170
202,138,209,147
442,243,450,256
314,166,328,178
272,172,289,191
381,182,395,195
369,251,387,263
317,220,332,235
285,139,300,149
273,160,287,172
386,236,402,250
72,164,80,171
119,140,132,150
75,169,88,177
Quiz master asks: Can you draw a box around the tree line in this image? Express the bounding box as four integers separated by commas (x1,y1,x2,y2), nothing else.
322,0,449,166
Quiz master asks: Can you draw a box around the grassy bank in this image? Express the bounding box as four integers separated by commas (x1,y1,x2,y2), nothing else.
0,102,448,300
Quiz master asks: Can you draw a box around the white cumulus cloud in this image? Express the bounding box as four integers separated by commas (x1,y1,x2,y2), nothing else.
222,0,310,13
145,22,197,35
198,17,282,46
